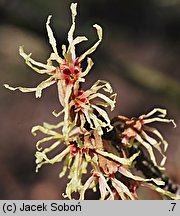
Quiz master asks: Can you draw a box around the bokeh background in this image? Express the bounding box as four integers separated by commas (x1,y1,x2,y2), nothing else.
0,0,180,199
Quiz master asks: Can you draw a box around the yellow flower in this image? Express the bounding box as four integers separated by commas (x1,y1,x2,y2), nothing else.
4,3,102,102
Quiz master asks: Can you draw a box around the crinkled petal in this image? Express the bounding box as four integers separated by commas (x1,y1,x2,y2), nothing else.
62,44,67,57
72,36,88,46
118,166,164,186
43,140,61,154
98,173,114,200
143,182,180,200
89,112,104,135
135,134,159,168
81,57,94,77
4,77,56,98
95,150,140,166
142,108,176,127
68,3,77,45
31,125,60,136
91,104,113,132
62,85,73,140
79,24,102,62
80,175,95,200
59,154,72,178
36,77,56,98
143,125,168,152
19,46,56,73
43,121,64,130
141,130,167,166
89,92,116,111
142,108,170,119
111,177,135,200
64,152,84,199
35,136,56,151
66,3,77,62
4,84,36,94
35,146,70,172
52,109,65,117
90,80,113,93
143,117,176,127
46,15,63,64
99,177,110,200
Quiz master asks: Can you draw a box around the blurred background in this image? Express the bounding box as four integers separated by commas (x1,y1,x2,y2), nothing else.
0,0,180,199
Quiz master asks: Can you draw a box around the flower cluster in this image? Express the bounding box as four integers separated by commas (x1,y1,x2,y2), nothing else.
5,3,180,200
112,108,176,169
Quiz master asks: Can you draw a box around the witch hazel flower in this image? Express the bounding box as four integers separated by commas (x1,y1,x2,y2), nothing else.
79,131,167,200
32,121,89,199
4,2,102,113
68,80,117,135
112,108,176,170
4,3,107,140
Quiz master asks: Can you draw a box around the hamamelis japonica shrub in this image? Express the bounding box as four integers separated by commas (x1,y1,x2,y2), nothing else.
4,3,180,200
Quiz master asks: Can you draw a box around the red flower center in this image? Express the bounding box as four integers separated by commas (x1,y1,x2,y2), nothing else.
60,59,81,85
70,143,81,156
71,90,89,110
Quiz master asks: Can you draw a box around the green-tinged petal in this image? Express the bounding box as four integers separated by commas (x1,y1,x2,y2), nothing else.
65,178,81,200
89,92,116,111
83,108,94,129
90,80,113,93
91,105,113,132
142,108,176,128
135,134,158,168
43,140,61,154
62,85,73,140
144,108,167,118
80,176,95,200
143,125,168,152
35,151,50,171
59,154,72,178
65,152,83,199
52,109,65,117
31,125,59,136
143,117,176,127
4,84,36,94
35,136,56,151
78,24,102,62
141,130,167,166
143,182,180,200
118,166,165,186
19,46,56,73
111,177,135,200
46,15,63,64
90,113,104,135
43,121,64,130
96,149,140,166
35,146,70,172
